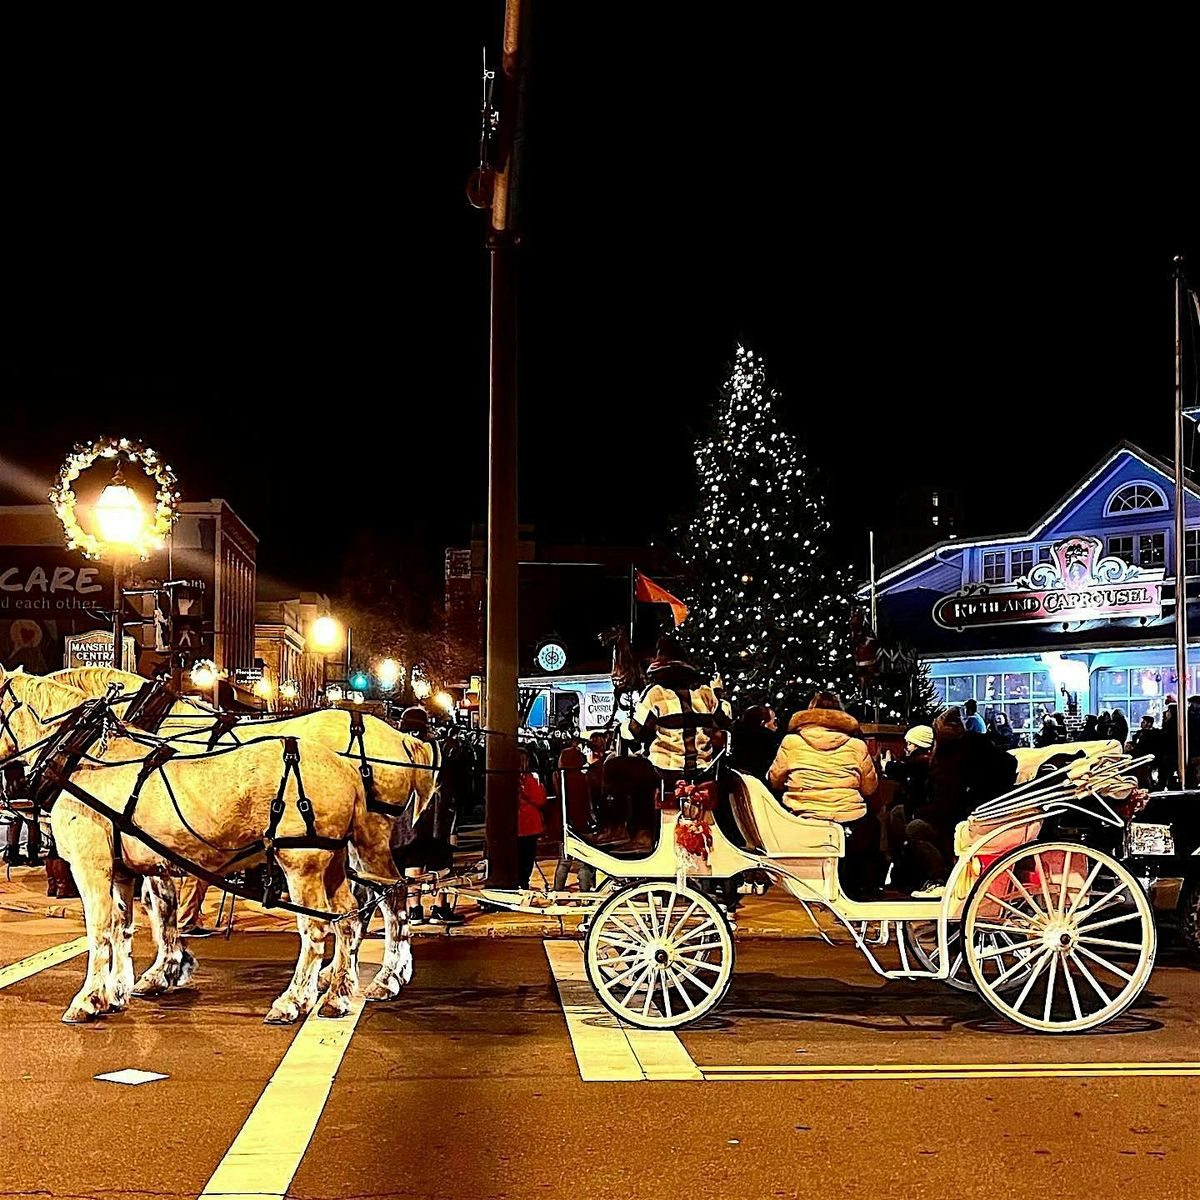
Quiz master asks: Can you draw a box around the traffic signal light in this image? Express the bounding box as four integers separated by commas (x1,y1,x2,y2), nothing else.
350,671,369,691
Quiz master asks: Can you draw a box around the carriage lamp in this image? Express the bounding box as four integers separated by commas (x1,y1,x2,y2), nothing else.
190,660,217,690
376,658,401,691
93,466,146,548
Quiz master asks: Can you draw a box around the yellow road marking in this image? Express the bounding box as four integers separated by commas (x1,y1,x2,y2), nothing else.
0,937,89,991
701,1061,1200,1082
198,941,384,1200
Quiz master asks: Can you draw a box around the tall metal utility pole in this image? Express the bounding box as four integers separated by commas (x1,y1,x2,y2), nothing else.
1173,255,1189,789
483,0,531,886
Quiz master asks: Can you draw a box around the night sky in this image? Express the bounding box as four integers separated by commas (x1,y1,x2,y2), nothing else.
3,9,1196,596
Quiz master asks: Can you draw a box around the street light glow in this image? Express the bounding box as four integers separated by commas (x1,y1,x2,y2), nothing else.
93,469,146,548
280,680,298,701
190,659,217,690
432,690,453,712
310,615,340,651
376,658,401,690
253,677,274,699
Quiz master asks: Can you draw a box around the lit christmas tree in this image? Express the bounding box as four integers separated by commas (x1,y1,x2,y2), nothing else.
671,345,861,715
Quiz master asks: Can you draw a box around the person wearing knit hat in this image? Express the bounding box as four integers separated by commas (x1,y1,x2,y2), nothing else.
883,725,935,889
904,725,934,752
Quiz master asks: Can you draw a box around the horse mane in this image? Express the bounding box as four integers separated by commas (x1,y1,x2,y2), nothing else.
5,671,90,719
49,666,148,698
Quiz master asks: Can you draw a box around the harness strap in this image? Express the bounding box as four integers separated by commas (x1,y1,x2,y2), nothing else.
344,709,379,807
206,711,242,750
124,743,178,819
42,766,351,923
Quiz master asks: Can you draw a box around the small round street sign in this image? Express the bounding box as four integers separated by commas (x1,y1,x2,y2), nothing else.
535,640,567,672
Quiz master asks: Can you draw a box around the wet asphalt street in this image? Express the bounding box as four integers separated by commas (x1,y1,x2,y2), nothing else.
0,908,1196,1200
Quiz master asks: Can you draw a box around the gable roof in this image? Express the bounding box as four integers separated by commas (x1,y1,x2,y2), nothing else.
859,441,1196,599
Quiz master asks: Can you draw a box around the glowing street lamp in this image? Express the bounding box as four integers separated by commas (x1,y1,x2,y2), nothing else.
432,690,453,713
376,658,401,691
310,615,340,652
93,465,147,548
280,680,298,708
412,668,431,701
190,659,217,689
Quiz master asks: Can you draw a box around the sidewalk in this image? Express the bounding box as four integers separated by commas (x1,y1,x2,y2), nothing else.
0,862,840,940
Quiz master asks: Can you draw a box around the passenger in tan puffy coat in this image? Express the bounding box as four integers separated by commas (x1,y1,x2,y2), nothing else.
768,692,879,822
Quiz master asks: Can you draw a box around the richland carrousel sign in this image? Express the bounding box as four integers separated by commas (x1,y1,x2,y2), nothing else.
933,536,1165,632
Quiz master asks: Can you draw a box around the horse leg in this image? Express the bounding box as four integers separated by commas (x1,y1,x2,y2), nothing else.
318,877,361,1019
264,856,333,1025
135,876,193,995
363,889,411,1001
107,873,136,1012
59,846,116,1023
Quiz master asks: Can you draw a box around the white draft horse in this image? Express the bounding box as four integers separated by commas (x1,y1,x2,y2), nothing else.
0,670,380,1024
48,666,440,1004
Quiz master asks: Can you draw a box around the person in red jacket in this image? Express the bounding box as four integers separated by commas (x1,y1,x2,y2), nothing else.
517,747,548,887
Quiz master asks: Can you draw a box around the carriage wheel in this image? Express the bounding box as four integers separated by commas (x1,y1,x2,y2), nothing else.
904,921,1036,994
963,841,1156,1033
584,881,734,1029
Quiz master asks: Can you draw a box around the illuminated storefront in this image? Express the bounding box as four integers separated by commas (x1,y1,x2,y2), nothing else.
865,443,1200,740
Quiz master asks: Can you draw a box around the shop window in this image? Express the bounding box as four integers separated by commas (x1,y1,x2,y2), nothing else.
946,676,974,704
1037,545,1052,564
1187,529,1200,576
982,552,1006,585
1105,482,1167,515
1031,670,1054,697
1137,533,1165,568
1003,673,1030,700
1107,535,1134,563
931,678,948,705
1010,549,1034,580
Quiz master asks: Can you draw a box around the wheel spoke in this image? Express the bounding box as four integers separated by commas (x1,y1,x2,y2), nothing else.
1075,937,1144,950
666,967,698,1011
1075,912,1137,935
1074,943,1133,983
644,893,661,938
1034,852,1056,918
675,955,723,972
1068,949,1114,1004
675,917,718,946
671,960,716,996
975,936,1042,960
1074,882,1128,924
986,893,1042,927
603,958,647,989
606,914,646,947
1010,947,1052,1009
667,900,699,941
623,963,654,1007
1042,953,1059,1023
641,971,657,1018
625,900,655,943
1065,860,1104,918
1057,849,1072,917
1005,869,1048,921
661,889,676,940
659,969,673,1018
1060,954,1084,1022
973,920,1036,936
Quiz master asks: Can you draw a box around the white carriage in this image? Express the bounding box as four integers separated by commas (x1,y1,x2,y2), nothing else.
567,748,1157,1034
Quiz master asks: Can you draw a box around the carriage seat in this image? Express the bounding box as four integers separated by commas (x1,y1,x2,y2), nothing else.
728,770,845,857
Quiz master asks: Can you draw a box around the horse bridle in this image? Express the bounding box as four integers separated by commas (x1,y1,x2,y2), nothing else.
0,679,28,761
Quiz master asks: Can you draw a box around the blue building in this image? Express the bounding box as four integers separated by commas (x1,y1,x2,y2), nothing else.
865,442,1200,742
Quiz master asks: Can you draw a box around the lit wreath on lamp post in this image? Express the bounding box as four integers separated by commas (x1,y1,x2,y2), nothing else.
49,436,180,668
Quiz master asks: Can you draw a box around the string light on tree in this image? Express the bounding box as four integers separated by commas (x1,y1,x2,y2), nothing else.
671,345,873,715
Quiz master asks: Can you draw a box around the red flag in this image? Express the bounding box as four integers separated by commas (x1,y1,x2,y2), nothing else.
635,571,689,628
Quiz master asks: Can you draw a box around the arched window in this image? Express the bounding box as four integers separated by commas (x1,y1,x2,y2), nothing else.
1104,481,1168,516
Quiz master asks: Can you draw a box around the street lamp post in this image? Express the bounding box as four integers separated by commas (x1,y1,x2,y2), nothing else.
92,465,146,668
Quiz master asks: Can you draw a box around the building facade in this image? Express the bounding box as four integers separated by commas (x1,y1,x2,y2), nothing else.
0,500,257,686
865,443,1200,742
253,592,331,709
